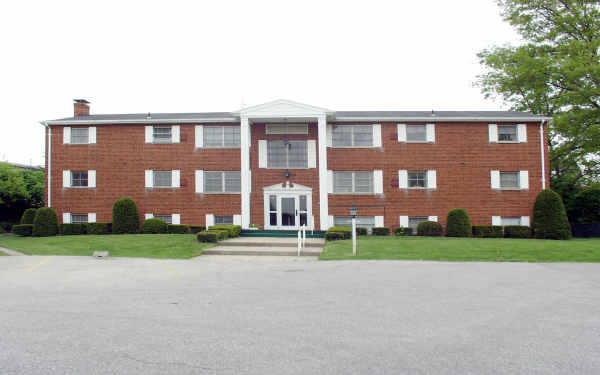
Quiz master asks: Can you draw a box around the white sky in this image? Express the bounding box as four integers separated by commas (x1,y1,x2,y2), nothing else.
0,0,520,166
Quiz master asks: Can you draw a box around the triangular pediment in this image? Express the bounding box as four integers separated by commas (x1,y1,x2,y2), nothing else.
237,99,331,118
263,182,313,192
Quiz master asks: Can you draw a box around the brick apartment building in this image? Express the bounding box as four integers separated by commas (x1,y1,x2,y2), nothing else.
42,99,550,232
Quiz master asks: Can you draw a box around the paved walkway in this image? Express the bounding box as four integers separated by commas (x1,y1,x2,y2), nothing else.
0,246,25,256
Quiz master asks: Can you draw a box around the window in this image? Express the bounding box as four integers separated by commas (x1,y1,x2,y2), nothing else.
333,171,373,193
498,125,517,142
408,217,428,233
501,217,521,226
204,171,241,193
71,128,89,144
332,125,373,147
408,171,427,188
266,124,308,135
267,140,308,169
204,126,240,148
500,172,519,189
71,171,88,187
406,125,426,142
334,216,376,233
215,215,233,225
153,127,172,143
71,214,88,223
154,215,172,224
153,171,172,188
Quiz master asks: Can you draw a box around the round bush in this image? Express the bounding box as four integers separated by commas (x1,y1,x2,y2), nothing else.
394,227,413,236
141,218,168,234
533,189,571,240
112,198,140,234
504,225,531,239
197,231,218,243
417,221,443,236
167,224,190,234
20,208,37,224
446,208,471,237
32,207,59,237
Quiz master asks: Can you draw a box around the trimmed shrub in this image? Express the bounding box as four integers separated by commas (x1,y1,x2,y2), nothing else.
533,189,572,240
167,224,190,234
20,208,37,224
86,222,111,235
504,225,531,239
210,225,241,237
446,208,471,237
197,231,218,243
325,231,347,241
207,229,229,240
190,225,206,234
372,227,391,236
417,221,443,236
112,198,140,234
356,227,368,236
32,207,59,237
0,222,15,233
394,227,413,236
141,218,168,234
328,226,352,233
12,224,33,236
472,225,503,238
60,223,87,235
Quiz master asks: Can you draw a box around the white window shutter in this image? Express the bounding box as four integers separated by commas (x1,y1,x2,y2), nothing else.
88,170,96,188
488,124,498,143
373,170,383,194
172,214,181,225
517,124,527,142
520,216,530,226
88,213,96,223
398,170,408,189
145,170,153,188
427,170,437,189
172,170,180,188
372,124,382,147
490,170,500,189
326,125,333,147
63,127,71,144
327,170,333,193
492,216,502,226
88,127,96,144
327,215,334,229
428,216,438,222
519,170,529,190
145,126,153,143
63,170,71,188
172,125,180,143
233,215,242,226
195,125,203,148
145,213,153,220
375,216,384,227
63,213,71,224
426,124,435,143
195,170,204,193
205,214,215,228
307,140,317,168
258,140,267,168
397,124,407,142
399,216,409,227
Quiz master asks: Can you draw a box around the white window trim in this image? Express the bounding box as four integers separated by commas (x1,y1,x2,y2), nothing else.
201,125,241,149
147,170,180,189
65,127,95,145
330,125,379,148
202,171,242,194
406,170,428,190
265,140,311,169
331,171,375,195
266,124,308,135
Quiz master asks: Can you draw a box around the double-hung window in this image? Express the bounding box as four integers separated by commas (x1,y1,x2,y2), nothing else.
204,171,241,193
408,171,427,188
333,171,373,193
153,127,172,143
215,216,234,225
71,171,88,187
204,126,240,148
406,125,426,142
332,125,373,147
500,172,519,189
408,217,428,233
71,214,88,223
267,140,308,169
153,171,172,188
71,128,89,144
154,215,172,224
498,125,518,142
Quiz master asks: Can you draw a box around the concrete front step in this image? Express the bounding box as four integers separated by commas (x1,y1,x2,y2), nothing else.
203,246,322,256
205,236,324,256
219,237,325,248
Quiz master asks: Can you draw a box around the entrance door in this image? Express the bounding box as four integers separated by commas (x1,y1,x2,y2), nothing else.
265,194,311,230
280,197,296,227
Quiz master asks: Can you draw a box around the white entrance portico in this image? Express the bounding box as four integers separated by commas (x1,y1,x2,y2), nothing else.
237,99,332,230
263,182,314,230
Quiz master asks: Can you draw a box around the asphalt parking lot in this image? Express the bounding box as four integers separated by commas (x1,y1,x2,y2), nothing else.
1,255,600,375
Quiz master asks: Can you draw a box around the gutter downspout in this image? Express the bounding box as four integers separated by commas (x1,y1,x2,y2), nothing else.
40,121,51,207
539,119,546,190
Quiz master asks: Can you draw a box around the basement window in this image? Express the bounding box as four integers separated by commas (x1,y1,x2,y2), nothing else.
154,215,172,224
215,216,233,225
71,214,88,223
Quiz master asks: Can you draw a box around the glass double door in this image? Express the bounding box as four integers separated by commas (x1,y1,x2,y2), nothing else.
268,194,309,229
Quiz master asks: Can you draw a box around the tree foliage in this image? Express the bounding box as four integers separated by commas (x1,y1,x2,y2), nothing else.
0,163,44,222
477,1,600,194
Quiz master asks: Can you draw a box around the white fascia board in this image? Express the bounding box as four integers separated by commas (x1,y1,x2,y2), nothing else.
46,117,239,125
333,116,552,122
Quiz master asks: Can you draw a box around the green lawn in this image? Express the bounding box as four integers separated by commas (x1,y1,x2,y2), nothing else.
0,234,212,259
320,236,600,262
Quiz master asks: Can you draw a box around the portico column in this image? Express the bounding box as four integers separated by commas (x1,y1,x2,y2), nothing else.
317,115,329,230
240,116,251,228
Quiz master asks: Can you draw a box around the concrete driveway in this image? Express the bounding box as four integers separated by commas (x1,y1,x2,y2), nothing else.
1,255,600,375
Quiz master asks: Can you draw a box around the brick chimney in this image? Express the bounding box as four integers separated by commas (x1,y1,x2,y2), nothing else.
73,99,90,117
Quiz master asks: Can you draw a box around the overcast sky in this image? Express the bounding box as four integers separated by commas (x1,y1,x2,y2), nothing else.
1,0,520,166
